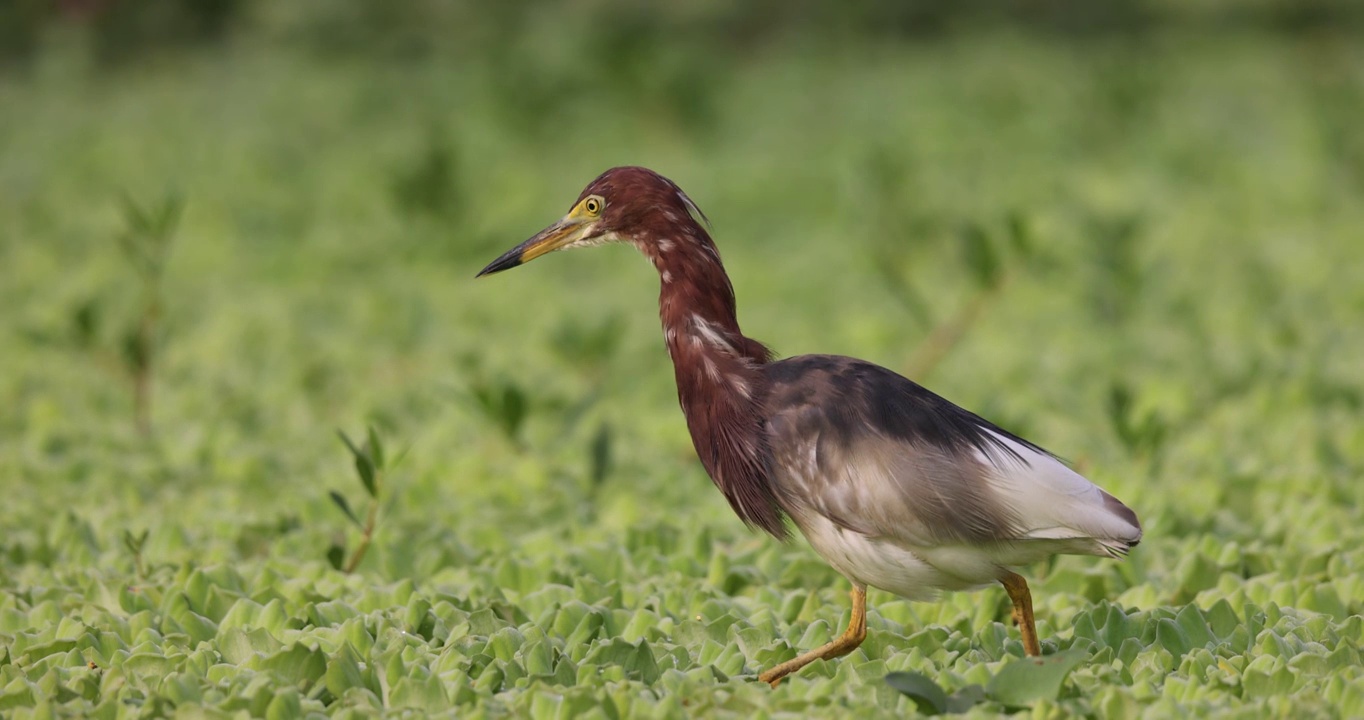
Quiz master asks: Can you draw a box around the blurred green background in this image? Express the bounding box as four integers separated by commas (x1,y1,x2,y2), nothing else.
2,1,1363,717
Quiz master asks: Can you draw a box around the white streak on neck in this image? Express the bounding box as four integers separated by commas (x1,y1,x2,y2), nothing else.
690,314,736,354
701,355,722,382
697,238,720,262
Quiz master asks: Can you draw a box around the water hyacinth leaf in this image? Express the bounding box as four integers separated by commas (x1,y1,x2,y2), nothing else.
326,645,367,698
985,648,1088,707
256,643,327,689
584,638,660,684
947,685,987,713
1156,618,1193,661
1102,604,1134,648
217,628,255,665
885,671,948,714
264,690,302,720
1174,604,1215,649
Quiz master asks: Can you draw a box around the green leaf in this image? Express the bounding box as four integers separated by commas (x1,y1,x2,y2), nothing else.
338,430,377,497
329,491,361,527
947,685,987,713
500,384,527,441
589,422,613,488
256,643,327,689
326,645,368,698
985,648,1088,707
583,638,659,684
154,192,185,240
1174,604,1216,649
326,542,346,571
390,674,449,710
264,689,301,720
960,222,1002,289
123,529,149,554
870,249,934,328
1006,210,1034,261
72,300,100,346
122,328,150,373
217,628,255,665
366,426,385,470
885,671,948,715
1156,617,1193,660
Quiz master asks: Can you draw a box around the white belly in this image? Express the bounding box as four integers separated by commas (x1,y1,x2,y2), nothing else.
791,509,1070,599
791,510,983,598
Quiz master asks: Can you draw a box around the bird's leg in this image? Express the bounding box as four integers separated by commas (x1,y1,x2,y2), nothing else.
758,585,867,687
999,571,1041,656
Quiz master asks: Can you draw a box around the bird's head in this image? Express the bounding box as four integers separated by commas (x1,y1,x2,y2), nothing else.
476,166,709,277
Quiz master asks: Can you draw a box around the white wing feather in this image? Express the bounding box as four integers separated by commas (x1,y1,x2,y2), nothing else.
978,430,1142,556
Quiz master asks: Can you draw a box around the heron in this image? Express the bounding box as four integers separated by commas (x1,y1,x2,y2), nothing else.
477,166,1142,686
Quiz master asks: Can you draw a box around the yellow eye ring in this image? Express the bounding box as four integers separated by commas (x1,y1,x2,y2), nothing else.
584,197,603,216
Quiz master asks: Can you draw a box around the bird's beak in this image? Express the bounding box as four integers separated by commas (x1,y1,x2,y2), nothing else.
476,217,587,277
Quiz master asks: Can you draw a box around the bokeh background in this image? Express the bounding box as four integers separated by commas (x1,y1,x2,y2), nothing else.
3,1,1363,717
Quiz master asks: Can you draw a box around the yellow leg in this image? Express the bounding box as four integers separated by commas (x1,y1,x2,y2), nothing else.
759,585,867,687
1000,571,1041,656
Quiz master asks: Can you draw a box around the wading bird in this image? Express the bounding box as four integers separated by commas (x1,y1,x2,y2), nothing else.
477,167,1141,686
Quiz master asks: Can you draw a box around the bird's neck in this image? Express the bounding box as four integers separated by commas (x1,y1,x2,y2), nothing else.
641,227,788,538
645,228,770,391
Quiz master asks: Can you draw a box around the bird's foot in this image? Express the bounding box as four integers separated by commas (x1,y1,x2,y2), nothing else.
1000,572,1042,657
758,586,868,687
758,636,862,687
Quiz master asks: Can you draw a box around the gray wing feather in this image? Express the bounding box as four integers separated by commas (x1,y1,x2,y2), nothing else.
763,355,1027,547
768,402,1023,547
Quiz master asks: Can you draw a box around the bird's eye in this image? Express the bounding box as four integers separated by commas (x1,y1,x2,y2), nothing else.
583,197,603,216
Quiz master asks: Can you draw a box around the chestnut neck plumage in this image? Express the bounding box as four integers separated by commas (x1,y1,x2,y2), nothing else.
632,219,789,538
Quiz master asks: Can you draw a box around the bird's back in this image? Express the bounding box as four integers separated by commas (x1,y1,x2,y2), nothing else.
761,355,1141,590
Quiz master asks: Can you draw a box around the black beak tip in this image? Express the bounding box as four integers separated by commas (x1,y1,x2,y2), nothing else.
475,250,523,278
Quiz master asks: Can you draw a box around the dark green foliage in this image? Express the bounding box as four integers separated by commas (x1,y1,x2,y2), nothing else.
885,671,951,713
550,316,625,377
0,0,52,69
121,529,149,578
465,378,530,446
1085,211,1146,325
110,192,184,435
330,428,389,573
985,648,1089,706
1107,382,1169,461
391,131,462,220
589,422,613,491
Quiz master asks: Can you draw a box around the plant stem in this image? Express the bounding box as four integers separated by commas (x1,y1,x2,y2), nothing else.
904,278,1008,381
133,300,157,436
343,497,379,573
